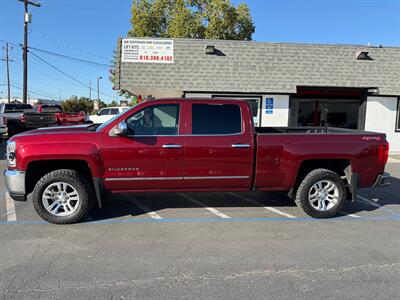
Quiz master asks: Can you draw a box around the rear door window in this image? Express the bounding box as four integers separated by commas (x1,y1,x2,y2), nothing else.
110,108,120,115
191,104,242,135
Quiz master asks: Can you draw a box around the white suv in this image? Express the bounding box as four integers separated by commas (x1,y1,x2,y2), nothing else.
89,107,131,124
0,104,9,136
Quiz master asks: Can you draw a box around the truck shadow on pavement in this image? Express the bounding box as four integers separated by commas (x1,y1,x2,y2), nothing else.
88,191,298,221
87,177,400,222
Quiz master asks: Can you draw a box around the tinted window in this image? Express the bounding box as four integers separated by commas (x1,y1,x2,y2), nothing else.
126,104,179,136
192,104,241,135
4,104,32,112
41,105,62,113
99,109,110,116
110,108,119,115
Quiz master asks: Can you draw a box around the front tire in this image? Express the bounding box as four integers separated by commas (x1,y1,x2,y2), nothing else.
32,169,91,224
295,168,346,218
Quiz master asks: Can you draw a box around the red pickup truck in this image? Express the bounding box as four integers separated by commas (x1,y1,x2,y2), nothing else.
5,98,390,224
35,104,86,126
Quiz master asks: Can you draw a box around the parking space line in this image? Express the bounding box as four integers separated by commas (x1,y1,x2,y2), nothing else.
5,192,17,222
356,195,399,215
230,193,297,219
357,195,381,208
388,157,400,163
178,193,231,219
341,212,360,218
122,195,163,220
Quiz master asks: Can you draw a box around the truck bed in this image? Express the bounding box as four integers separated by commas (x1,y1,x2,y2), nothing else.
254,126,387,191
255,126,370,134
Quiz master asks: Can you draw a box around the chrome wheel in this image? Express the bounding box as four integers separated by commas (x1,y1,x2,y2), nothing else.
42,182,80,217
308,180,339,212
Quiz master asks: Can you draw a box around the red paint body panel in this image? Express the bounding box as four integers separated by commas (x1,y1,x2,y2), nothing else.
9,98,388,194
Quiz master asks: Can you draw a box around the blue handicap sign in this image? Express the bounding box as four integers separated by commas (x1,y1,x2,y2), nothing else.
265,98,274,114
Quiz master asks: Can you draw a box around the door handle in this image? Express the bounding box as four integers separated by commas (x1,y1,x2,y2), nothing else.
162,144,182,149
231,143,250,148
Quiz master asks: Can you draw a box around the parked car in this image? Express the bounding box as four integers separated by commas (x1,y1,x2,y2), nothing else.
0,103,57,137
5,98,390,224
89,106,130,124
0,109,7,136
34,104,87,126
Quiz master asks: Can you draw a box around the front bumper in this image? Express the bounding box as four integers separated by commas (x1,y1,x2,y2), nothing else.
372,172,391,188
4,169,26,201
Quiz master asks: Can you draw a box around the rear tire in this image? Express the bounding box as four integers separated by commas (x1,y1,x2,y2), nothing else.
7,124,18,137
32,169,91,224
295,168,346,218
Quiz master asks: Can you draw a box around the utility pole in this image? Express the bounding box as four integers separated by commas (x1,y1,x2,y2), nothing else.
89,80,91,100
1,43,13,103
95,76,102,111
18,0,41,104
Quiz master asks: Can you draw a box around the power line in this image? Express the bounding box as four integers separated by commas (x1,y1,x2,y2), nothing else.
28,46,112,67
31,32,111,61
29,50,114,98
5,83,54,99
0,40,113,68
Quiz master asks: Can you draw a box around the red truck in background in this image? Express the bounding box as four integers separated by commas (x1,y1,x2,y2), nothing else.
4,98,390,224
35,104,86,126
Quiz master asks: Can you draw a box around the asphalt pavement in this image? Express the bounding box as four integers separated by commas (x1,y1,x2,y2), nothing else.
1,138,400,299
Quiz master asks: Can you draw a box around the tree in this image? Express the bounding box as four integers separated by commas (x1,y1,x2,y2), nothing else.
128,0,255,40
61,96,94,113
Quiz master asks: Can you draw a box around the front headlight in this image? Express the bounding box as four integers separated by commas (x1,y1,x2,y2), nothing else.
6,141,16,168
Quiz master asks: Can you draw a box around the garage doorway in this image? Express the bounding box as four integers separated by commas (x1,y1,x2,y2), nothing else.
292,99,360,129
290,88,367,130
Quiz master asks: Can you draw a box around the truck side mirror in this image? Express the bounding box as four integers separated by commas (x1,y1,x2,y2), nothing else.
110,121,128,137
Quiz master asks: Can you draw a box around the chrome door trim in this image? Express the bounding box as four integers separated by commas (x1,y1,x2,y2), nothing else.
104,175,249,181
184,176,249,180
105,177,184,181
162,144,182,149
231,144,250,148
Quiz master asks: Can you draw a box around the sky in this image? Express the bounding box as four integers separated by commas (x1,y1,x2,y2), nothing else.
0,0,399,103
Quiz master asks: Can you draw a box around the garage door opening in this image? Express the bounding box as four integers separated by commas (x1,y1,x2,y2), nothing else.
290,87,367,129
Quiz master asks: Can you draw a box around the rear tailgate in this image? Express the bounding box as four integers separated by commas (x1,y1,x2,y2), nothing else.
23,112,57,128
60,112,85,124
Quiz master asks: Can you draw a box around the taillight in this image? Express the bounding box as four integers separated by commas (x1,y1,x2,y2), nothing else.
378,142,389,164
19,114,26,123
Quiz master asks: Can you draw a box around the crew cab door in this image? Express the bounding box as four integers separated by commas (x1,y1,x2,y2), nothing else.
101,102,184,190
183,102,254,189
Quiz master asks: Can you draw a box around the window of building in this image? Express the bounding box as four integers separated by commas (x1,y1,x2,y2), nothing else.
126,104,179,136
396,98,400,132
192,104,241,135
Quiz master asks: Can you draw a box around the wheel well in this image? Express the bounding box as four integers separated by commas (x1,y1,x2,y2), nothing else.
295,159,351,190
25,160,93,194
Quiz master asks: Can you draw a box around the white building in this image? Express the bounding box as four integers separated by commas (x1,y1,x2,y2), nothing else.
115,38,400,153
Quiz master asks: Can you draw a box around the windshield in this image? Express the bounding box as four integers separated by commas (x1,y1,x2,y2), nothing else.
96,111,127,132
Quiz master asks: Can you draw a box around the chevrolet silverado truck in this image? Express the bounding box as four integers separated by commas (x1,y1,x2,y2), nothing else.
4,98,390,224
